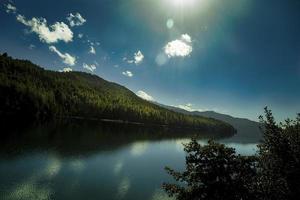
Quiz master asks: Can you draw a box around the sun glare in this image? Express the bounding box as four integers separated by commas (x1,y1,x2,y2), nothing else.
169,0,197,7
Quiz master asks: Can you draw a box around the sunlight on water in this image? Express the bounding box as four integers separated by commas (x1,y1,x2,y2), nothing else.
114,160,124,175
151,189,174,200
225,143,258,156
44,156,61,178
3,155,61,200
116,177,131,199
0,124,259,200
69,159,85,173
174,138,258,155
130,141,149,157
5,180,52,200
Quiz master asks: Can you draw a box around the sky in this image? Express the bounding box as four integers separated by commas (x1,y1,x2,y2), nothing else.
0,0,300,122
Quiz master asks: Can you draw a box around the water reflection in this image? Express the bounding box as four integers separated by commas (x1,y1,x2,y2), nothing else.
116,177,131,199
69,159,85,173
130,142,149,157
114,160,124,175
0,121,258,200
0,120,231,158
151,189,174,200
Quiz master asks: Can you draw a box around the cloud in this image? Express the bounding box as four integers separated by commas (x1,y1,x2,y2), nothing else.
177,103,194,112
134,50,144,64
78,33,83,38
164,34,192,58
83,63,96,72
181,34,192,43
136,90,154,101
16,14,73,44
89,46,96,54
127,60,134,64
177,103,208,112
122,70,133,77
124,51,144,65
49,46,76,66
59,67,73,72
5,3,17,14
67,13,86,27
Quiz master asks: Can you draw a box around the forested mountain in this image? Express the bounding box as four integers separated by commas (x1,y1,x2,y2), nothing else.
0,53,235,134
157,103,261,142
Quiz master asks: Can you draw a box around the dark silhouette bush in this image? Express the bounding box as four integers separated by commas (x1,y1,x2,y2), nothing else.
163,107,300,200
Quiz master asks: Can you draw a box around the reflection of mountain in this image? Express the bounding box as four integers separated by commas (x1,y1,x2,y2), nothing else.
0,54,234,134
157,104,262,143
0,121,233,158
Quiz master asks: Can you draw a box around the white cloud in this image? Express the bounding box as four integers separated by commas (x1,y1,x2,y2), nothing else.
181,34,192,43
67,13,86,27
89,46,96,54
124,51,144,65
177,103,194,112
136,90,154,101
49,46,76,66
83,63,96,72
177,103,208,112
78,33,83,38
6,3,17,14
134,50,144,64
164,34,192,58
59,67,73,72
122,70,133,77
16,14,73,44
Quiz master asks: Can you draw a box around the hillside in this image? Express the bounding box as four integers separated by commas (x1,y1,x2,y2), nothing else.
158,103,262,142
0,53,235,135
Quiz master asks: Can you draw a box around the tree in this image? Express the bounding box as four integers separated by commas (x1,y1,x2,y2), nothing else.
163,108,300,200
257,107,300,200
163,139,257,200
0,54,235,135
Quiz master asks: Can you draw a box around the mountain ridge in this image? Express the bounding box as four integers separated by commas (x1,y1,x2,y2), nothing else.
0,53,235,136
155,103,262,143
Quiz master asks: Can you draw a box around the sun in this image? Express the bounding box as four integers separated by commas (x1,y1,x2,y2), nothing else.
168,0,197,7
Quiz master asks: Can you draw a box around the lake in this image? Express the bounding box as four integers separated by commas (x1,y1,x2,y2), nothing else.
0,121,258,200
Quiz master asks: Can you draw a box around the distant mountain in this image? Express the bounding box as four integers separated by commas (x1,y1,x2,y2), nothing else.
157,103,262,143
0,53,235,135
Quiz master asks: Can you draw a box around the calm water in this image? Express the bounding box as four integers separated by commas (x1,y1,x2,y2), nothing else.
0,122,258,200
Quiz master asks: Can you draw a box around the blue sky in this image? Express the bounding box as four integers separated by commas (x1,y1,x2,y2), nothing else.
1,0,300,121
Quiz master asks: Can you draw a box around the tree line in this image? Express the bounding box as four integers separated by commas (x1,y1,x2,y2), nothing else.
0,53,234,134
163,107,300,200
